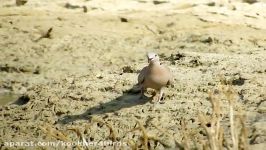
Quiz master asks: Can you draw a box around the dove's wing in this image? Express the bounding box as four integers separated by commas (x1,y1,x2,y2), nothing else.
138,66,148,85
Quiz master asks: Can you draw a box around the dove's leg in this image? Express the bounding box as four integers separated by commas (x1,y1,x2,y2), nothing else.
158,88,164,103
140,88,144,97
153,88,164,110
140,85,146,99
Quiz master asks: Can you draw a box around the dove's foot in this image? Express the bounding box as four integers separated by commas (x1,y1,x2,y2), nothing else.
158,100,165,104
139,87,147,100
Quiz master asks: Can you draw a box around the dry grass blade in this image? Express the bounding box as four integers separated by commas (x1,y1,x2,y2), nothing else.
218,128,224,150
128,127,141,133
198,89,225,150
67,127,84,150
238,114,249,150
40,125,84,150
127,119,176,149
208,91,222,140
67,127,82,140
127,120,154,149
127,139,137,150
84,122,93,135
135,119,149,150
148,136,172,148
39,125,70,142
91,117,117,142
199,84,248,150
198,113,218,150
180,119,190,150
229,101,237,150
149,123,176,148
223,85,238,150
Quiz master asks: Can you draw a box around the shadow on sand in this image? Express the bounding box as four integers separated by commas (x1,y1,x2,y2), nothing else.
57,88,151,124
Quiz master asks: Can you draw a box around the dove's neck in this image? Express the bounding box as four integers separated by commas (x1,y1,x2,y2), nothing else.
149,60,160,67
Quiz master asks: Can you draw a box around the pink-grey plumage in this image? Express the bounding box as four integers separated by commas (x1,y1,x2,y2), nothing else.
137,52,173,103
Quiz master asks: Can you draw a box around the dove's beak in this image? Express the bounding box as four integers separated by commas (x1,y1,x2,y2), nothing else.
148,57,153,63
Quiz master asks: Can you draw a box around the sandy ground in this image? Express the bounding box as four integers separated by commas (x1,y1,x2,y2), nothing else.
0,0,266,149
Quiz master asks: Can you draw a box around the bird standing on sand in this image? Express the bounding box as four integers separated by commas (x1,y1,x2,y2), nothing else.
137,52,173,103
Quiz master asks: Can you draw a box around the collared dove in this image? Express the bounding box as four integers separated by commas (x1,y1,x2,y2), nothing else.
137,52,173,103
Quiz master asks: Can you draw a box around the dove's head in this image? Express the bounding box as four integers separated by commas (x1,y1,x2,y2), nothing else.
147,52,159,63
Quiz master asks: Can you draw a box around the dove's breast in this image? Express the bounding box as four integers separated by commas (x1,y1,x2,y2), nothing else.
144,64,172,90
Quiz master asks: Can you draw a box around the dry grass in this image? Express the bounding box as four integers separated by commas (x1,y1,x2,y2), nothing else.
39,83,249,150
197,84,249,150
